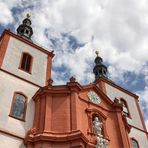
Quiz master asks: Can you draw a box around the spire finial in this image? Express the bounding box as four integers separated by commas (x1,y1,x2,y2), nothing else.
95,50,99,57
26,13,31,18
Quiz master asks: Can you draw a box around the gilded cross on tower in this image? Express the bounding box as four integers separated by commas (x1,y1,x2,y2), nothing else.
95,50,99,57
26,13,31,18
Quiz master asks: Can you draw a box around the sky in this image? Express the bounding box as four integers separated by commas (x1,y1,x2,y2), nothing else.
0,0,148,130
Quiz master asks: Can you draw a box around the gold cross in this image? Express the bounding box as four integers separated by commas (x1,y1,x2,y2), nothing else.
95,50,99,57
26,13,31,18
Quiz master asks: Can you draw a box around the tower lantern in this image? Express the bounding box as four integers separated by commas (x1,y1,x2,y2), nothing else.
17,13,33,39
93,50,108,81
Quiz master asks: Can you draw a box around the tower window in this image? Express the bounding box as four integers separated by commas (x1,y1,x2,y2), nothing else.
20,52,33,73
103,70,106,74
25,28,30,36
131,138,139,148
9,92,27,121
99,70,102,74
26,30,29,34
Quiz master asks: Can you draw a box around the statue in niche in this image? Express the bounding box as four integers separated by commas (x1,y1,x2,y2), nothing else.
93,117,103,136
96,136,109,148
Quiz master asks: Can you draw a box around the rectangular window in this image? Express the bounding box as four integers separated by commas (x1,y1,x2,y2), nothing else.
20,52,32,73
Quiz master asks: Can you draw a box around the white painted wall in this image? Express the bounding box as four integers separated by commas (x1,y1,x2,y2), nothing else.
2,36,48,86
0,133,24,148
105,83,143,129
129,128,148,148
105,83,148,147
0,70,38,138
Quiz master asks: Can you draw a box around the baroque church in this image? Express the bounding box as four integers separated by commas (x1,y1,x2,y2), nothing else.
0,14,147,148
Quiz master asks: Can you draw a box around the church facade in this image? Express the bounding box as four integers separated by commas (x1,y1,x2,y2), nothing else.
0,15,147,148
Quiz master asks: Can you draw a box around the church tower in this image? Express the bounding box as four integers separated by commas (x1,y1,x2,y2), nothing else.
0,14,54,148
0,14,147,148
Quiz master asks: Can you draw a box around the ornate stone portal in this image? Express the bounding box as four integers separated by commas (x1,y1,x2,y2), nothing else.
93,117,109,148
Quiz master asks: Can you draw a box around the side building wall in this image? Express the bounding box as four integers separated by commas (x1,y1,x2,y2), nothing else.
0,71,39,148
0,33,51,147
105,83,148,147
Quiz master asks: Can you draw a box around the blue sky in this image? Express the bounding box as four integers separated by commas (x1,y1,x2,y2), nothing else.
0,0,148,128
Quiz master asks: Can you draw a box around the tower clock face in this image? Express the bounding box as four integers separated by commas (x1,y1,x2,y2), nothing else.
87,91,101,105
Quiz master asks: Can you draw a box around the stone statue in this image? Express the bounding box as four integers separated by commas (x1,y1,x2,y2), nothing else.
93,117,103,136
96,137,103,148
93,117,109,148
104,139,109,148
96,136,109,148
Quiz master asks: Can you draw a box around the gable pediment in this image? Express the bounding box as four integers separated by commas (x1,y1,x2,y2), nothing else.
78,84,114,111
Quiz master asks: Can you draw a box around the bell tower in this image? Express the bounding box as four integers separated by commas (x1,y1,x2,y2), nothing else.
16,13,33,40
0,14,54,148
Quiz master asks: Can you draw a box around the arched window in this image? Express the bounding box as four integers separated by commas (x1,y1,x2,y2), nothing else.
20,52,33,73
131,138,139,148
120,98,130,117
9,92,27,121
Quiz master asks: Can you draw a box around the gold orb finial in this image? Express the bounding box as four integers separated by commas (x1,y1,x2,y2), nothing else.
26,13,31,18
95,50,99,57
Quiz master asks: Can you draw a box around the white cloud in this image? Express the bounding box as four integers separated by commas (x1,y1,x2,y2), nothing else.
137,86,148,129
1,0,148,125
138,86,148,104
1,0,148,86
1,0,148,83
0,2,13,25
